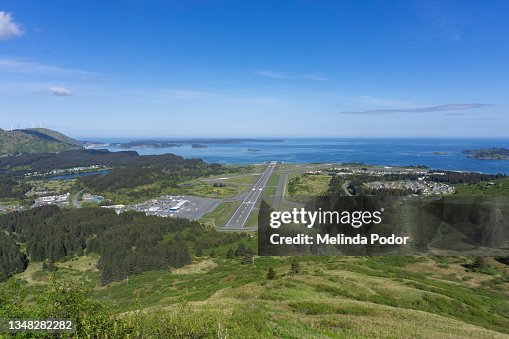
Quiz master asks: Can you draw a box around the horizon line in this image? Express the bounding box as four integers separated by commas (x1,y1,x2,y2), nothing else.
74,135,509,140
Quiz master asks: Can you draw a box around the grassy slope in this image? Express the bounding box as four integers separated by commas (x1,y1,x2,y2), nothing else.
96,255,505,337
0,128,81,155
122,258,509,336
28,128,83,146
18,254,508,337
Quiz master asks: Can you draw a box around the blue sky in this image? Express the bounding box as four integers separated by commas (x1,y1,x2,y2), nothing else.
0,0,508,138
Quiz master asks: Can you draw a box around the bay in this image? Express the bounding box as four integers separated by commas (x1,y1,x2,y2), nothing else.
90,138,509,174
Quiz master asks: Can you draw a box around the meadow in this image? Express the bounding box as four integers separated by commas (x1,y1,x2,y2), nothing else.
10,249,509,338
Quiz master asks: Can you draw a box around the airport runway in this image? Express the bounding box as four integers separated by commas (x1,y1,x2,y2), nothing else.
224,162,277,228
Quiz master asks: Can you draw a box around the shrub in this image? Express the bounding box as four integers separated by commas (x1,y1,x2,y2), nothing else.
267,267,276,280
289,259,301,275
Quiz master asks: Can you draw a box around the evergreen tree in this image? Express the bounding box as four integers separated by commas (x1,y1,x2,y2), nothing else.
289,259,301,275
46,258,55,272
473,256,489,269
266,267,276,280
240,251,253,265
195,244,203,257
209,250,216,258
226,247,234,259
0,205,250,285
0,233,28,281
235,243,246,257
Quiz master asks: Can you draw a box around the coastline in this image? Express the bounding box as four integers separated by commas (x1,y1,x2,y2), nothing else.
83,138,509,174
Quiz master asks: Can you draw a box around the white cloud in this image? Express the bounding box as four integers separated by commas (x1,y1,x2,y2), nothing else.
46,87,73,96
0,11,23,41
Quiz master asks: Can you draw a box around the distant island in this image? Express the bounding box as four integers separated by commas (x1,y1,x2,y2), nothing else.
433,151,448,155
248,148,260,152
109,141,182,148
104,139,283,149
463,148,509,160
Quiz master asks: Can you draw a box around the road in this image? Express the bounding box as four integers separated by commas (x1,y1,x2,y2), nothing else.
342,181,353,196
224,162,277,228
72,189,84,208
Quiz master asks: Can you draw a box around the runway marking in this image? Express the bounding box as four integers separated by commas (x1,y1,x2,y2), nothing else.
224,162,277,228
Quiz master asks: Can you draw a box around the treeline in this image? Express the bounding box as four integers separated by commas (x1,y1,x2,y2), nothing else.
0,149,138,172
0,149,229,200
383,171,505,184
88,214,195,284
2,206,120,261
78,158,218,193
429,171,505,184
328,176,348,198
0,175,31,200
77,158,226,201
0,206,245,284
191,230,245,250
0,232,28,281
0,149,223,173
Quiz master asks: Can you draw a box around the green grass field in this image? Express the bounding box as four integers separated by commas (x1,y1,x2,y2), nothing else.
288,174,331,196
25,179,75,197
245,207,259,227
220,174,261,195
181,183,239,198
199,201,241,227
263,173,280,197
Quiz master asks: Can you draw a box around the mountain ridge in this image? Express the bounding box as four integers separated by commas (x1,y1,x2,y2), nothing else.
0,128,82,156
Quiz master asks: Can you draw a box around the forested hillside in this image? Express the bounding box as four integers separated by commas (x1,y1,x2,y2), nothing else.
0,128,81,155
0,206,246,283
0,149,231,203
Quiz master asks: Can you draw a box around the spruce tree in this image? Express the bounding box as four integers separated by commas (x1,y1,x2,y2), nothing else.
235,243,246,257
226,247,234,259
240,251,253,265
195,244,203,257
267,267,276,280
290,259,301,275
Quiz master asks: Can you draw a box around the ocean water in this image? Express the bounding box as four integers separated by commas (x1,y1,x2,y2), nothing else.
95,138,509,174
